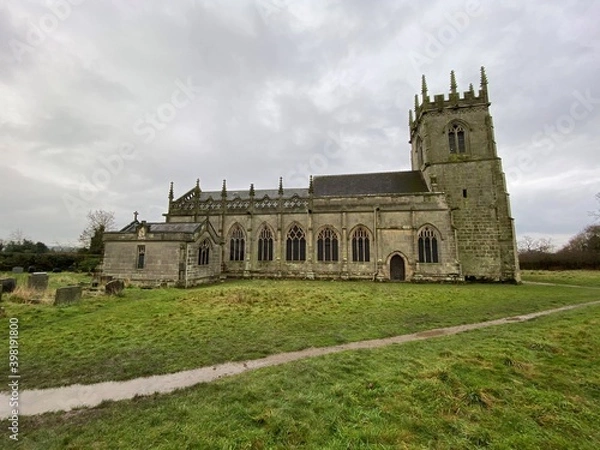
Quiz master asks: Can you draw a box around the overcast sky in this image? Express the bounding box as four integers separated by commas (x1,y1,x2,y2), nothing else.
0,0,599,249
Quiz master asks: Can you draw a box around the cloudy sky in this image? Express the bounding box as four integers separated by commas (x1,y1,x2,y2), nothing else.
0,0,598,249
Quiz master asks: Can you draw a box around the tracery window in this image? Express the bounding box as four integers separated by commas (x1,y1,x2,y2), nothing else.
317,227,339,262
351,227,370,262
286,224,306,261
229,225,245,261
448,123,466,154
257,226,274,261
198,239,210,266
418,226,439,263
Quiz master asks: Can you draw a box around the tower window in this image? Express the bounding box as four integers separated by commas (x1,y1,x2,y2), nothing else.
229,225,245,261
286,225,306,261
257,226,274,261
416,137,424,167
463,189,468,198
448,123,466,154
351,227,370,262
317,227,339,262
198,239,210,266
418,227,440,263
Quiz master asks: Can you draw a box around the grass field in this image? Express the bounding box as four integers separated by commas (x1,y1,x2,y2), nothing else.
9,302,600,449
521,270,600,287
1,272,600,390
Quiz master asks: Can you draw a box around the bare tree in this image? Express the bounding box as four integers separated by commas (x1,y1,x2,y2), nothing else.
536,237,554,254
79,210,116,249
518,235,554,254
8,229,26,245
518,235,536,253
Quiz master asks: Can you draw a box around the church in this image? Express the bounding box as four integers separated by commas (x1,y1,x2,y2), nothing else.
102,68,521,286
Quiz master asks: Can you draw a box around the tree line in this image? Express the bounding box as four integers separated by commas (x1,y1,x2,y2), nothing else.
0,210,115,273
518,194,600,270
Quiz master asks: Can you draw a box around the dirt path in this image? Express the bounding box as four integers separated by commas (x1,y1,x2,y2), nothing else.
2,300,599,419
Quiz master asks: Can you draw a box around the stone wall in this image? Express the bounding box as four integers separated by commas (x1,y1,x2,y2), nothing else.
166,192,461,281
103,241,182,286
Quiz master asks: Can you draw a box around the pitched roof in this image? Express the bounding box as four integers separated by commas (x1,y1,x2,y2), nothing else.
313,171,429,197
118,221,204,233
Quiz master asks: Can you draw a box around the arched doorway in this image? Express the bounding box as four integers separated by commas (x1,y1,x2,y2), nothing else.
390,255,405,281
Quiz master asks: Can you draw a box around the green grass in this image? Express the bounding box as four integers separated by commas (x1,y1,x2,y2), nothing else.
10,303,600,449
0,271,92,290
521,270,600,287
2,275,600,390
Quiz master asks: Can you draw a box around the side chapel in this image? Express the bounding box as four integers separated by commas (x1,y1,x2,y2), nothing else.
102,68,521,286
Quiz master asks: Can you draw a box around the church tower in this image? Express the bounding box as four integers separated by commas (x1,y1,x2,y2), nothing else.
409,68,520,282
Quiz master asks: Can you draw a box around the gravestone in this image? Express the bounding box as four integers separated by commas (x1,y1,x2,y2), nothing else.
105,280,125,295
100,275,113,284
28,272,49,291
1,278,17,294
12,267,24,274
54,286,82,305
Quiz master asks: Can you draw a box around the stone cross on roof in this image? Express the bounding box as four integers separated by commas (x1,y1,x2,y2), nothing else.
134,211,139,221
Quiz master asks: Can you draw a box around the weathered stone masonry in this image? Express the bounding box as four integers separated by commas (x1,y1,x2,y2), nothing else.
103,68,520,286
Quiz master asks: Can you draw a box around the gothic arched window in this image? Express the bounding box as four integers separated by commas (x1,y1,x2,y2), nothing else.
317,227,339,262
229,225,245,261
286,224,306,261
448,123,466,154
198,239,210,266
416,136,424,167
351,227,370,262
418,226,440,263
257,226,274,261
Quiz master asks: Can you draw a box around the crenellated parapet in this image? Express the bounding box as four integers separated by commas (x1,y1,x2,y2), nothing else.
409,67,489,139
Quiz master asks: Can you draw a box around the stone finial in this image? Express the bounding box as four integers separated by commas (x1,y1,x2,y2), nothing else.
133,211,139,222
480,66,488,89
421,74,428,98
221,179,227,198
308,175,314,194
414,94,419,112
249,183,255,197
168,182,174,201
278,177,284,196
469,83,475,95
450,70,457,94
409,109,413,126
195,178,201,191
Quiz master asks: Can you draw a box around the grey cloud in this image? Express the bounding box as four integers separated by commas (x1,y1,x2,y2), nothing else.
0,0,598,250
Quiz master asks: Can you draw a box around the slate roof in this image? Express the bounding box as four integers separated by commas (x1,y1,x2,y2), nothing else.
313,171,429,197
119,221,204,233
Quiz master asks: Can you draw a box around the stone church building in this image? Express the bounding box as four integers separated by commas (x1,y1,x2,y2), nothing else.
102,68,521,286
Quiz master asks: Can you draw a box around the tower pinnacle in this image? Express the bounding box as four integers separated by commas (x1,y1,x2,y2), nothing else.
480,66,488,89
221,179,227,198
450,70,457,94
